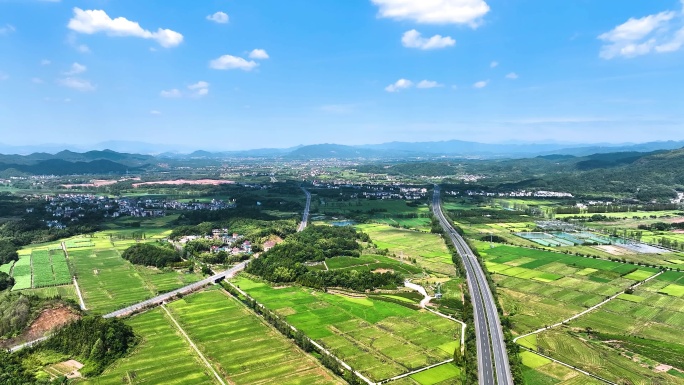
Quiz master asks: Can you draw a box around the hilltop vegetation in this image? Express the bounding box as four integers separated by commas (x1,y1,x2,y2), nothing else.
121,242,181,268
247,225,403,291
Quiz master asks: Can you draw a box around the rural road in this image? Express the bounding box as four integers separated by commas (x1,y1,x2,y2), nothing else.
297,187,312,232
103,261,248,319
433,186,513,385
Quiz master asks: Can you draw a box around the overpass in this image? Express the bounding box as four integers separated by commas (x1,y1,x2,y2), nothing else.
103,261,248,318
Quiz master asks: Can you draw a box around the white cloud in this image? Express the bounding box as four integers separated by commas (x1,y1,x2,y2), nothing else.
41,59,51,66
160,88,182,98
64,62,87,75
372,0,490,27
58,77,95,92
0,24,15,36
207,11,229,24
490,61,498,68
188,81,209,97
68,8,184,48
150,110,161,115
401,29,455,50
598,2,684,59
505,72,518,79
385,78,413,92
417,80,443,88
32,77,43,84
209,55,259,71
473,80,489,88
249,49,270,59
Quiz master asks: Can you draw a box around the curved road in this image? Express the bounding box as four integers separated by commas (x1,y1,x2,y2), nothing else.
432,187,513,385
297,187,312,232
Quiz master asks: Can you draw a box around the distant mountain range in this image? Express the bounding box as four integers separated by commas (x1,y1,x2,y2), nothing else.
1,139,684,176
2,139,684,159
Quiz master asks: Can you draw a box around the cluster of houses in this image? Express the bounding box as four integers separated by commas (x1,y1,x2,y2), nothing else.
39,193,235,228
447,189,573,198
178,229,253,255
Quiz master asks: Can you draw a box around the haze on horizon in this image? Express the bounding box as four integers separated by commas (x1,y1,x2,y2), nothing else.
1,0,683,150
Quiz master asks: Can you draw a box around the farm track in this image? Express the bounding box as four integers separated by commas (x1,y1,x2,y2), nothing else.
161,304,227,385
513,270,664,343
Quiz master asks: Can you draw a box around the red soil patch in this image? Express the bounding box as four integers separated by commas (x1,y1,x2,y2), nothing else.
132,179,235,187
26,306,80,340
0,306,80,348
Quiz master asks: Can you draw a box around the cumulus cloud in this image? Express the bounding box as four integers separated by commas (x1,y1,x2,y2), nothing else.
64,62,87,75
58,77,95,92
209,55,259,71
505,72,518,79
0,24,15,36
372,0,490,27
68,8,183,48
160,82,210,98
32,77,44,84
385,78,413,92
473,80,489,88
41,59,52,66
188,81,209,97
401,29,455,50
160,88,182,98
150,110,161,115
417,80,443,88
249,49,270,59
599,2,684,59
207,11,229,24
490,61,498,68
66,33,90,53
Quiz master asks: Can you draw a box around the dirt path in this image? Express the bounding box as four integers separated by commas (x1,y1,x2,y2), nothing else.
161,305,227,385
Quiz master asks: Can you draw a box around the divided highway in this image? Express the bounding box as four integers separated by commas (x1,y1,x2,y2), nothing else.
432,187,513,385
297,187,312,232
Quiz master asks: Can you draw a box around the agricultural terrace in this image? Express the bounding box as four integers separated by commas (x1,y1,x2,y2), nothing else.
85,308,215,385
62,233,203,314
356,223,455,276
166,289,342,385
477,243,660,334
232,275,462,383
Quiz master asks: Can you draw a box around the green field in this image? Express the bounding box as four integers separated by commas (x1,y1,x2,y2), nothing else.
86,308,216,385
232,275,462,383
11,254,32,290
356,223,454,275
30,249,72,288
167,289,342,385
409,363,461,385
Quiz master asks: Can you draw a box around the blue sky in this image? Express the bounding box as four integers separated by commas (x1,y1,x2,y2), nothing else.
1,0,683,151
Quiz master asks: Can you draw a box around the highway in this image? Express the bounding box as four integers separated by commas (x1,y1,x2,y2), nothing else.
297,187,312,232
432,186,513,385
103,261,248,319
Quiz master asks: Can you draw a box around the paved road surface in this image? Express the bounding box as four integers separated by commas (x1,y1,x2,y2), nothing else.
433,187,513,385
297,187,312,232
103,261,248,319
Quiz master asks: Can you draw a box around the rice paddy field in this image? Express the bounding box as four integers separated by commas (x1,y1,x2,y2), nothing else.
166,289,342,385
85,308,216,385
478,244,660,333
66,242,203,314
356,223,455,275
231,275,462,384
